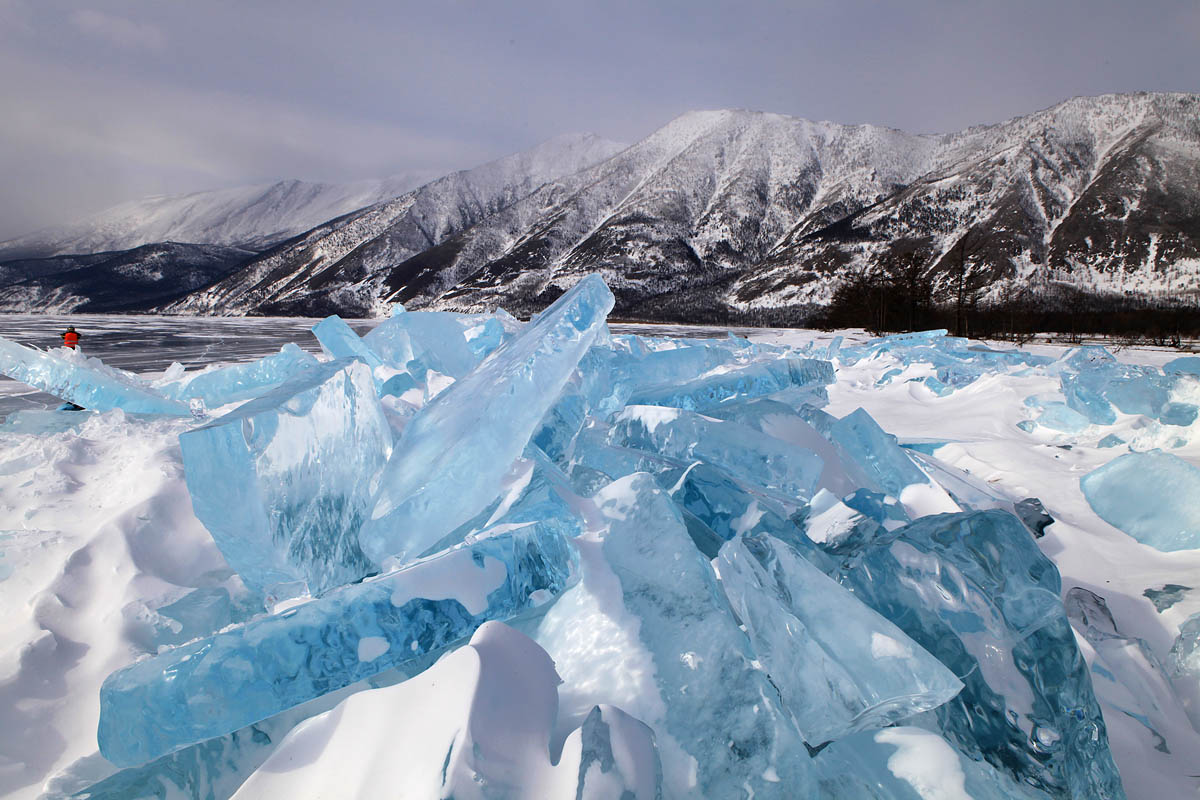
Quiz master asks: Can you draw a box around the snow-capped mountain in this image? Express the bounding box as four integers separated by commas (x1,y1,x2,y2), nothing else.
169,133,629,316
3,93,1197,320
162,92,1198,321
0,172,439,261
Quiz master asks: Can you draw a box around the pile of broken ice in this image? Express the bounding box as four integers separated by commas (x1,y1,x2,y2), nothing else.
7,277,1200,798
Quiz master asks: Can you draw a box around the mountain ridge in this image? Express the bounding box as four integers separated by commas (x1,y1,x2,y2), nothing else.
3,93,1197,321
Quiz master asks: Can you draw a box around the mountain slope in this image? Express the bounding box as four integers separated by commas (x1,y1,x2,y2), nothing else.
0,243,253,313
0,172,439,261
188,93,1197,322
170,133,628,316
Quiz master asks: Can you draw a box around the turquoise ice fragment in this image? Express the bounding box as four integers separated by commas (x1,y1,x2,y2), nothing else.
829,408,928,496
814,728,1049,800
359,275,614,565
1081,450,1200,552
97,520,578,767
1035,402,1089,433
362,307,478,378
718,531,962,745
0,335,189,415
827,510,1126,799
589,473,815,797
311,315,382,370
605,405,823,504
179,358,390,596
1164,356,1200,376
159,343,320,409
627,357,834,413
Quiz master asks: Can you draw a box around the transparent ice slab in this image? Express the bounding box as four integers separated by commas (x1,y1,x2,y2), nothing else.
158,343,320,410
97,520,578,767
827,509,1126,799
179,358,390,596
1081,450,1200,552
719,531,962,745
0,335,190,415
604,404,823,504
626,357,834,413
584,473,815,797
359,274,614,565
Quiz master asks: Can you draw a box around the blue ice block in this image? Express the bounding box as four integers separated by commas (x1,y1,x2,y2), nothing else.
829,408,929,496
1161,402,1199,426
1081,450,1200,552
627,357,834,413
651,460,824,560
159,343,320,410
828,510,1125,799
814,728,1048,800
1035,402,1090,433
1164,356,1200,377
179,358,390,596
0,335,190,415
590,473,815,797
605,405,823,505
362,307,478,378
311,315,382,370
359,275,614,565
1065,587,1191,755
97,519,578,767
1060,373,1117,424
719,532,962,744
573,340,734,419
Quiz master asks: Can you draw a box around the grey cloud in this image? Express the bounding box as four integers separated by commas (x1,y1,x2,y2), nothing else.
2,0,1196,241
69,9,167,52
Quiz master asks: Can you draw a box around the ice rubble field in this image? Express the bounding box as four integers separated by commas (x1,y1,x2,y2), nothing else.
0,276,1198,799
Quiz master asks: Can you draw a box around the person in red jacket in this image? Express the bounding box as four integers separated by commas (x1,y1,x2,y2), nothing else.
61,326,80,349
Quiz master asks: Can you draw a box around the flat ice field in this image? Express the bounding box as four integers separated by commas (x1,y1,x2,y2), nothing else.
1,279,1198,800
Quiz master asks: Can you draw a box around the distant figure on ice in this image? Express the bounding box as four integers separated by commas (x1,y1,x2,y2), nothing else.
61,326,80,349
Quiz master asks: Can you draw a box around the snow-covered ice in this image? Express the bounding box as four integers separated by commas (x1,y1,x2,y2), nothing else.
1,285,1198,800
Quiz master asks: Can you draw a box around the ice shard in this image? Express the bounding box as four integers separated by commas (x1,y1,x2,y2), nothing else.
1081,450,1200,552
719,531,962,745
362,306,479,378
310,315,383,370
1168,613,1200,683
158,343,320,409
359,274,614,565
604,405,823,505
1065,587,1195,754
827,509,1126,799
580,473,815,797
0,335,189,415
97,520,578,767
829,407,931,496
813,727,1049,800
1164,356,1200,377
179,358,390,596
626,357,834,413
576,338,734,418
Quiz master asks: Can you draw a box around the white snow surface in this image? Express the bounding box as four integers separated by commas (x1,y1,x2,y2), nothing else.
0,319,1199,799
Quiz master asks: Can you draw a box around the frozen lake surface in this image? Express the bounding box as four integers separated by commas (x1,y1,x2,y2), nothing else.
0,314,788,417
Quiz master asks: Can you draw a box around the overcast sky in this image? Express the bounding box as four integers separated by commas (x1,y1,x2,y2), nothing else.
2,0,1196,240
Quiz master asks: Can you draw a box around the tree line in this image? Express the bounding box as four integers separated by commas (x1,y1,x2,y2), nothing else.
810,235,1199,344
